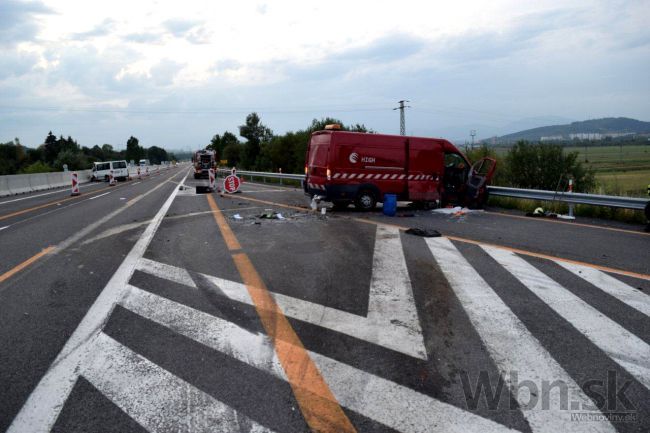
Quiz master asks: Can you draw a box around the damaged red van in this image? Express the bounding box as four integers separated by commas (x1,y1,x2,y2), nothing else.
303,125,496,211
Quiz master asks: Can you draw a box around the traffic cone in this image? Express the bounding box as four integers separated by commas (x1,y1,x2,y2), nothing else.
71,172,80,196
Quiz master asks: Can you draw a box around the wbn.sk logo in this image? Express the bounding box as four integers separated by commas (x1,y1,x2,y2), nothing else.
460,370,635,413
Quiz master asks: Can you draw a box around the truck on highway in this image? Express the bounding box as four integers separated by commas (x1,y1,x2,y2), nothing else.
192,149,217,179
303,125,496,210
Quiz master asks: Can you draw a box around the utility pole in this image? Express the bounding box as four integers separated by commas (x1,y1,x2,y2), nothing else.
470,130,476,149
393,100,411,136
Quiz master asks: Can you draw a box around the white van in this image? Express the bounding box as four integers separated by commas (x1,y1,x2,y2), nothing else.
91,160,129,181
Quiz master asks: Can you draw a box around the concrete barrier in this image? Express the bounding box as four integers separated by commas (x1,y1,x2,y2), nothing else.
0,176,9,197
0,169,95,197
45,172,66,189
6,174,33,195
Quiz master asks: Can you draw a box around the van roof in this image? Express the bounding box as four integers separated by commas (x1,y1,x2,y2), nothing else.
311,130,461,152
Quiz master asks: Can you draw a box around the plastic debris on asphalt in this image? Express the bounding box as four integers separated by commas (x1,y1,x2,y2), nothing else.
432,206,483,216
232,214,243,220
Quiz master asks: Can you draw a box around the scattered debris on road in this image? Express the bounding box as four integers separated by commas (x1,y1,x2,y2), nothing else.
432,206,483,217
405,228,441,237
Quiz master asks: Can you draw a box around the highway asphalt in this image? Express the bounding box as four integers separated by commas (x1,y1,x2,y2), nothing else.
0,168,648,433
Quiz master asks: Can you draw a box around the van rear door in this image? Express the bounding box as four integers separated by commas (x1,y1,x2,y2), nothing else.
306,133,331,182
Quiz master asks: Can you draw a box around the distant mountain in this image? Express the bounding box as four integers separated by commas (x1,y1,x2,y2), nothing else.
494,117,650,142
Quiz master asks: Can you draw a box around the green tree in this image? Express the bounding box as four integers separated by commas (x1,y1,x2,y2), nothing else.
504,141,595,192
239,112,273,169
21,161,54,174
42,131,59,164
222,143,242,167
146,146,168,164
54,149,89,171
125,136,144,162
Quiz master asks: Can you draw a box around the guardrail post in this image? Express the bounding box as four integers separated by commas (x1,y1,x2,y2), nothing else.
279,168,282,185
568,179,575,218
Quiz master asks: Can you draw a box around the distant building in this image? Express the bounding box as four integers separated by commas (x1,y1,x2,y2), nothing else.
540,135,564,141
570,133,603,140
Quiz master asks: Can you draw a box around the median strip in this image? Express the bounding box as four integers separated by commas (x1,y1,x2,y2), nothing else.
206,194,356,433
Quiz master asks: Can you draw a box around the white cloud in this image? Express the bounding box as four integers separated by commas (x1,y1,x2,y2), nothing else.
1,0,648,147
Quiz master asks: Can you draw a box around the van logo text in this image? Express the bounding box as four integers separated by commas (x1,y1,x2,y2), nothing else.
349,153,359,163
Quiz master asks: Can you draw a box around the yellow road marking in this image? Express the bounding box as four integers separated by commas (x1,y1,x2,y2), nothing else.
489,210,650,237
0,184,120,222
206,195,241,250
207,194,356,433
0,246,56,284
221,193,650,282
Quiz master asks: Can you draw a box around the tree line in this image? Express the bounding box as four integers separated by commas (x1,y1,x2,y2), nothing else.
206,113,368,174
0,133,176,175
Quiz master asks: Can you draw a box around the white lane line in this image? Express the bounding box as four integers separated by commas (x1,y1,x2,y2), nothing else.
132,181,141,185
135,225,427,359
83,332,277,433
426,238,615,433
483,246,650,391
0,184,103,205
366,225,426,358
7,169,190,433
122,284,516,433
88,191,112,200
136,258,197,288
122,285,285,379
556,261,650,318
0,225,9,231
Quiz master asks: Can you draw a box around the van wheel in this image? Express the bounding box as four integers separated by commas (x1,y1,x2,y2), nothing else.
332,201,351,210
355,190,376,211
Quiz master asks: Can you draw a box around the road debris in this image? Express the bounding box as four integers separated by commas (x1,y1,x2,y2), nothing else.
405,228,441,237
432,206,483,216
232,214,243,220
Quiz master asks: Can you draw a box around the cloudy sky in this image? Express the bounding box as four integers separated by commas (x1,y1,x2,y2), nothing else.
1,0,649,150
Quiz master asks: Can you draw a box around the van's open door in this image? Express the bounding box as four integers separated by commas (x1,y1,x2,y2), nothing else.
465,157,497,208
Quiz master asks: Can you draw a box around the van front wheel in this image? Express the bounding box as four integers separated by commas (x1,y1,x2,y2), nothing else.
355,190,376,211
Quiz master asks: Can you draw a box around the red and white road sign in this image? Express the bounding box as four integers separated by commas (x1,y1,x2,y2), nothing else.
71,172,80,196
223,174,241,193
208,168,215,190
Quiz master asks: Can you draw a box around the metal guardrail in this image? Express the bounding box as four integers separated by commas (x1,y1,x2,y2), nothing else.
216,169,304,182
487,186,647,210
216,169,648,211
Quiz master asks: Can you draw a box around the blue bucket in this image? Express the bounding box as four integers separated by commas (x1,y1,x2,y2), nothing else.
383,193,397,216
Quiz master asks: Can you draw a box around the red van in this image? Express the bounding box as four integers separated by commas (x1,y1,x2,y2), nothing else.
303,127,496,211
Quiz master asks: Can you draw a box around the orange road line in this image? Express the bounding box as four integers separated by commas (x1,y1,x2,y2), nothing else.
222,194,650,282
488,210,650,237
0,184,117,222
443,235,650,282
206,195,241,250
0,171,172,223
0,246,56,284
207,194,356,433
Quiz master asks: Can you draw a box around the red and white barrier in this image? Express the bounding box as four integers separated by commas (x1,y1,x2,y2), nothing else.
109,170,117,186
137,167,141,179
146,167,149,177
209,168,216,191
71,172,80,196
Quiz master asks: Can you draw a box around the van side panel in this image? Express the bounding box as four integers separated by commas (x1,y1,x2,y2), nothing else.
407,139,443,201
331,133,407,199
